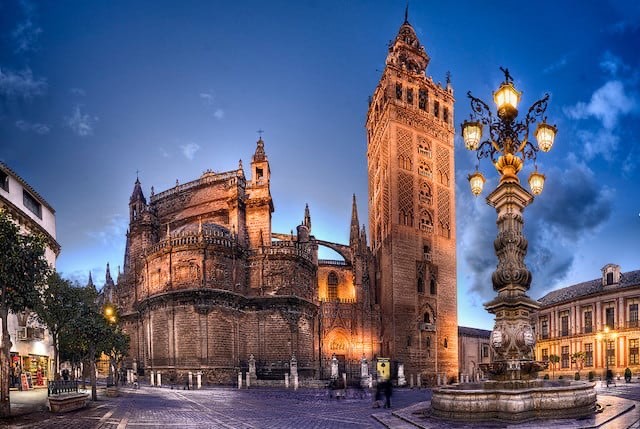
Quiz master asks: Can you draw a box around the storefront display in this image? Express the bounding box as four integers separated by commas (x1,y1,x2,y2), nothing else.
21,354,49,387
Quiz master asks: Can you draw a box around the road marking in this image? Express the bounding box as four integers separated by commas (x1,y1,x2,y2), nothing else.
116,410,130,429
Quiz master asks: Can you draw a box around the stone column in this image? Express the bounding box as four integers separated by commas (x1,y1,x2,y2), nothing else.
330,354,339,380
188,372,193,389
484,178,539,381
245,371,250,388
417,374,421,388
409,374,414,388
196,372,202,389
285,373,289,388
248,354,257,383
150,370,155,386
238,372,243,389
290,355,297,379
360,355,369,387
397,363,406,386
156,372,161,387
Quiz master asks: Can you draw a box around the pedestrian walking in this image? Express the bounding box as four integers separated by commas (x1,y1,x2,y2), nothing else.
373,380,382,408
383,380,393,408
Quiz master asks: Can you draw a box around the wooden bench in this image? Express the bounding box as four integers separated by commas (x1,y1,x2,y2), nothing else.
47,393,89,413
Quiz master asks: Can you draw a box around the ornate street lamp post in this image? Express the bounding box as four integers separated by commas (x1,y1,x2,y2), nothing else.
597,326,616,386
462,68,557,380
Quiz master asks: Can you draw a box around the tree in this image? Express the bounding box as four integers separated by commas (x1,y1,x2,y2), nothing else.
549,354,560,379
572,351,586,378
0,210,50,417
58,285,115,401
32,273,84,378
102,319,130,387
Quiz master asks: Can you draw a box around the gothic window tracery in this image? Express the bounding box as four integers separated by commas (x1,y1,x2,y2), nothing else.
437,188,450,239
418,137,431,158
419,210,433,233
419,182,432,205
398,172,413,226
328,271,338,301
418,161,432,178
436,147,450,186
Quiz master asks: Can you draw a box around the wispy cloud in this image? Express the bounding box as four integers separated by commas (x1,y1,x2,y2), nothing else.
12,0,42,53
564,80,635,129
87,213,128,248
70,87,86,96
543,55,568,74
180,143,200,160
199,91,225,120
599,51,625,76
65,105,98,136
159,147,170,158
0,67,47,99
15,119,50,134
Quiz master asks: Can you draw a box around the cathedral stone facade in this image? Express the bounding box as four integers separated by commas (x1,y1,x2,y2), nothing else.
114,16,457,385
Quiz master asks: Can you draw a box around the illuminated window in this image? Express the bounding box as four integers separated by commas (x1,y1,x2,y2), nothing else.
629,339,640,365
327,272,338,301
607,340,615,367
542,348,548,361
606,307,615,329
561,346,570,368
629,304,638,328
584,311,592,333
585,343,593,367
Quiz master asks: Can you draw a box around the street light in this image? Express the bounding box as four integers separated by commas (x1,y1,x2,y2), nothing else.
597,326,617,386
104,304,117,324
465,68,557,381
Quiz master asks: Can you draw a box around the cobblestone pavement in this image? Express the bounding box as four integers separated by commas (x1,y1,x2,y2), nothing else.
2,386,432,429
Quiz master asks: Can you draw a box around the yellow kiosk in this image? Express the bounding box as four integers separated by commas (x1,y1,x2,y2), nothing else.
376,357,390,381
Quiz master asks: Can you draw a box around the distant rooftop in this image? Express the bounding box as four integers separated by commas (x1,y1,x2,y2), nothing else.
0,161,55,212
458,326,491,338
538,269,640,307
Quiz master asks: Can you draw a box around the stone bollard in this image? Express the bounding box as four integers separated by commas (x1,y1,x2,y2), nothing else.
398,363,406,387
150,370,155,386
342,373,347,391
293,374,299,390
285,373,290,388
238,372,243,389
196,372,202,389
331,354,339,380
410,374,414,388
188,372,193,389
245,371,250,388
157,372,162,387
417,374,421,388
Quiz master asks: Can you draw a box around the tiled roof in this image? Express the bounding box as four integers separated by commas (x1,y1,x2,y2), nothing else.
458,326,491,338
538,269,640,307
0,161,55,212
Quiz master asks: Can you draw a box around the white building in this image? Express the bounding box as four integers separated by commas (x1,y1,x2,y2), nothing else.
0,162,59,388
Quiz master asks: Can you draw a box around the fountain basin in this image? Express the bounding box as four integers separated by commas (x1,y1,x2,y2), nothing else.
430,380,596,422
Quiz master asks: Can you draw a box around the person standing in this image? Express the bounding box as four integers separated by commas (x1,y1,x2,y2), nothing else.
383,380,393,409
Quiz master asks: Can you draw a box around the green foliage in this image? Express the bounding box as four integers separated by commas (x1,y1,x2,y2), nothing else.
0,210,50,313
0,210,50,417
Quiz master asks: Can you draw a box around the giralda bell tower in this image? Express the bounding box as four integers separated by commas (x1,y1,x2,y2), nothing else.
366,12,458,381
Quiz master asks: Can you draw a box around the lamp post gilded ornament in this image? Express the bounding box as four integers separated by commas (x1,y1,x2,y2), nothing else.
462,68,557,380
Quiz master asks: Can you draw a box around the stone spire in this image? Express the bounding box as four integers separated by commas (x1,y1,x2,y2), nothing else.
386,12,430,73
129,177,146,222
350,194,360,248
303,203,311,232
105,262,114,287
253,137,266,162
87,271,94,288
129,177,146,204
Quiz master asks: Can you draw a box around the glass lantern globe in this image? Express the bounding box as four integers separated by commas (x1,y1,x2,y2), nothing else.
535,122,557,152
468,171,486,196
528,170,545,196
493,82,521,118
462,120,483,151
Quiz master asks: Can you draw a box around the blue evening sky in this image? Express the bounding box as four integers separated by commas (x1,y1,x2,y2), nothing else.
1,0,639,330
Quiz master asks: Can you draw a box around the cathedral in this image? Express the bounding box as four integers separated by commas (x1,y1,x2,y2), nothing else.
113,15,458,385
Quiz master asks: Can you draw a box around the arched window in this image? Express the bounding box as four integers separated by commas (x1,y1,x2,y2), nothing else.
430,275,437,295
417,277,424,293
328,272,338,301
423,312,431,323
418,161,432,178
